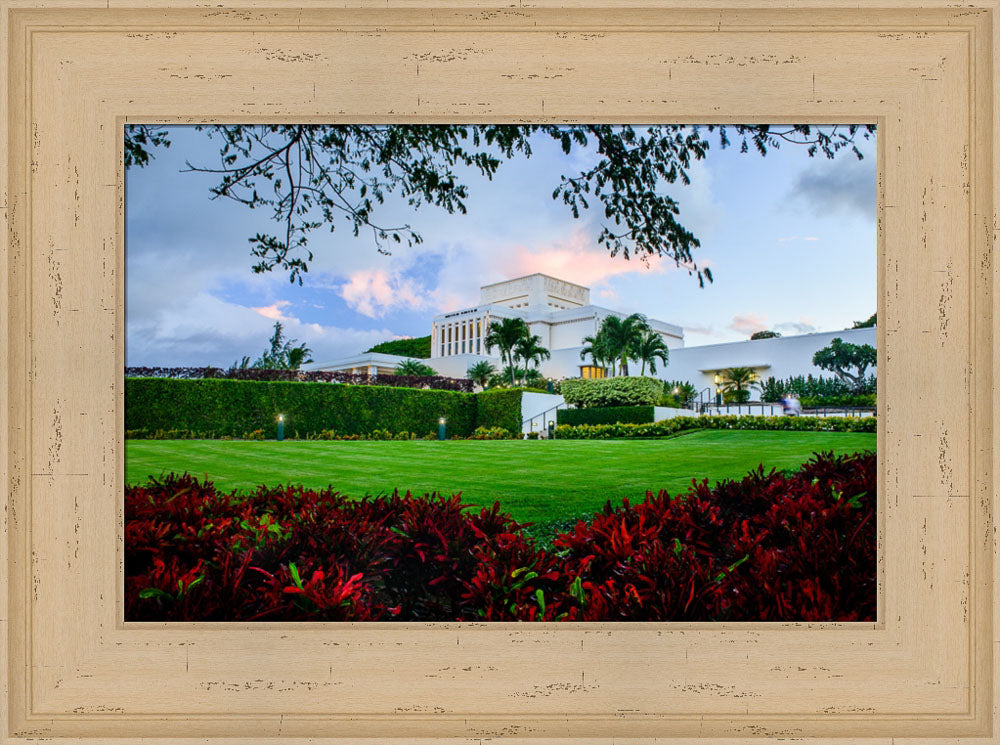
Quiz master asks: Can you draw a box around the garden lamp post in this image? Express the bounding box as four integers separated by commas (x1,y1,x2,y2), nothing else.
673,386,680,405
276,413,285,441
714,374,722,406
438,417,446,441
548,420,555,439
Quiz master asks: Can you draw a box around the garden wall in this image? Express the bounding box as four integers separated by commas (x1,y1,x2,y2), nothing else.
125,378,480,438
125,378,526,438
557,406,656,426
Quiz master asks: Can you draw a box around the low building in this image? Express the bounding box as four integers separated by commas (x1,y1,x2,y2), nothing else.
666,327,876,402
307,273,876,398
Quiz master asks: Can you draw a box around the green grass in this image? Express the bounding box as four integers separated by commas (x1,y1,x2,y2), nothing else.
126,430,875,536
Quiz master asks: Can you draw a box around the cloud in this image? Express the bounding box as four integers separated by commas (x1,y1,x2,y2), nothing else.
501,230,666,288
683,323,716,336
775,317,818,335
777,235,819,243
251,300,292,321
339,269,433,318
126,291,396,367
789,155,876,220
728,312,769,336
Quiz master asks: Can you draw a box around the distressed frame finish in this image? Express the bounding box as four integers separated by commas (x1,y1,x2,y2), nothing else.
1,1,998,742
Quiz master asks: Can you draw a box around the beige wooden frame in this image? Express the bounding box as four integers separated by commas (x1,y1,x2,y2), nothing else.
1,1,998,742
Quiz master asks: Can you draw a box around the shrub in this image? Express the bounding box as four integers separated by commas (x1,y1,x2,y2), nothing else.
475,388,523,433
468,426,517,440
800,394,876,408
126,428,214,440
760,374,876,404
126,366,474,392
126,378,478,439
561,376,664,408
557,406,655,426
125,450,875,622
722,388,751,404
554,414,876,439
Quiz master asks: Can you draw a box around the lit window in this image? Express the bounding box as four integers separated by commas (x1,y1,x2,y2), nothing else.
580,365,607,379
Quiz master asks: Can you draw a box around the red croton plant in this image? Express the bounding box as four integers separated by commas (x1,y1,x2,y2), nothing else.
125,450,876,622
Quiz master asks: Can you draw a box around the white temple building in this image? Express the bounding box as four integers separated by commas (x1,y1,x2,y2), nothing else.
306,273,876,399
426,274,684,380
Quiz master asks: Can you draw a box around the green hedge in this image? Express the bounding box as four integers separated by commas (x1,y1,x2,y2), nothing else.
125,378,479,438
555,414,876,439
800,394,877,408
475,388,524,433
561,376,664,408
557,406,655,426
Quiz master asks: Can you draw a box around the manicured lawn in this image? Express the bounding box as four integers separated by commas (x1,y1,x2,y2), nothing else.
126,430,875,535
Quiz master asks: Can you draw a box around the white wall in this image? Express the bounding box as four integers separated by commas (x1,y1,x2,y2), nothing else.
549,316,598,350
662,327,876,401
520,392,566,434
653,407,699,421
427,353,499,379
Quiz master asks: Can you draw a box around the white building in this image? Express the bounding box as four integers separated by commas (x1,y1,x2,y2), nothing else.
307,273,876,399
424,274,684,380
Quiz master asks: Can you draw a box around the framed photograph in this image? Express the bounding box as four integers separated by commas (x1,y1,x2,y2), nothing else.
2,1,997,742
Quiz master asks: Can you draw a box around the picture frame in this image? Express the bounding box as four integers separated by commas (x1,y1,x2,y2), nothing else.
1,1,997,742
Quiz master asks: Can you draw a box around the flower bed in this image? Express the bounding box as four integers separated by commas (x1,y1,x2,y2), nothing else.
125,366,474,392
554,414,876,439
125,450,875,622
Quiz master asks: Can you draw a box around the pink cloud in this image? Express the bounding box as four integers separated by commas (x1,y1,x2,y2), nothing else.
728,312,769,336
498,231,665,288
340,269,430,318
251,300,292,321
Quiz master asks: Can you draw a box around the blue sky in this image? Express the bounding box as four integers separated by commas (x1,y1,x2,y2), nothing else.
125,125,876,367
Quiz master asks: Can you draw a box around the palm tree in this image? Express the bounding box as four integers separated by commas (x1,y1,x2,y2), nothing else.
721,366,760,403
395,359,436,376
634,329,669,376
522,367,545,389
493,365,527,388
667,380,698,407
579,333,613,376
484,317,528,386
514,332,551,382
467,360,496,389
286,344,313,370
599,313,650,376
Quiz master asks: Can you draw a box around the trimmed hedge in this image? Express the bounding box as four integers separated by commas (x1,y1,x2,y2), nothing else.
800,394,876,408
561,376,664,408
557,406,655,426
555,414,876,439
475,388,524,433
125,377,526,439
125,378,478,438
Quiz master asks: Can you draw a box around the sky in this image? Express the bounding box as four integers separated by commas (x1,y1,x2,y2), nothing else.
125,125,876,367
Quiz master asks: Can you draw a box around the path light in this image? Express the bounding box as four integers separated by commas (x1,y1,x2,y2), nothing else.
548,420,555,440
438,417,446,441
276,413,285,442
